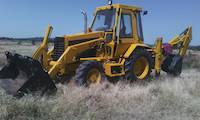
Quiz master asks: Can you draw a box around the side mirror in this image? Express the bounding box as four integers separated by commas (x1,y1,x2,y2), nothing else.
143,10,148,16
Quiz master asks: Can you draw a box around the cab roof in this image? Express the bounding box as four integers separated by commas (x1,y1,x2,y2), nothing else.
96,4,142,12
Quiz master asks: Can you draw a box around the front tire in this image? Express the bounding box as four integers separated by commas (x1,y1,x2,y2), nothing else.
75,61,105,87
125,48,153,81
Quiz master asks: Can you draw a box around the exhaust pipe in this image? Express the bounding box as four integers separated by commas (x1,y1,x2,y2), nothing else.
81,10,87,33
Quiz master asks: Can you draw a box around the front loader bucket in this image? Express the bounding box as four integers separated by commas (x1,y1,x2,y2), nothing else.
0,52,57,98
161,54,183,76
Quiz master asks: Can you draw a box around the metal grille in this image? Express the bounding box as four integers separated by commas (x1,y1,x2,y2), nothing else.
52,37,65,61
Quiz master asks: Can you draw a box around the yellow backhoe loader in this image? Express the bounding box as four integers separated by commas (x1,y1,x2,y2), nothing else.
0,3,192,97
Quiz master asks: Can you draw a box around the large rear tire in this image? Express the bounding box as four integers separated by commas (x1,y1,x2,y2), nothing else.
75,61,105,87
125,48,153,81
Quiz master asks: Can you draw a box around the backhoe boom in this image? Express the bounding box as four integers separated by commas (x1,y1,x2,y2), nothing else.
169,26,192,57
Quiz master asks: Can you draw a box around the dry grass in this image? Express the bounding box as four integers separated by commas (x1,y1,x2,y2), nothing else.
0,41,200,120
183,51,200,70
0,69,200,120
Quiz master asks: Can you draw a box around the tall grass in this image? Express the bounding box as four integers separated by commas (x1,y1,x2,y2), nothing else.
0,69,200,120
183,52,200,70
0,42,200,119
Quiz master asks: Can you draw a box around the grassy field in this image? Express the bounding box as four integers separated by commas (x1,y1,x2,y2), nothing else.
0,41,200,120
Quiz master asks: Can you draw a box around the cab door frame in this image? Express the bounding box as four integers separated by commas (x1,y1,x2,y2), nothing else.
114,8,138,57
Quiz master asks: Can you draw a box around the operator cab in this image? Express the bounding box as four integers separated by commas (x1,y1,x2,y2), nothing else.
91,4,145,57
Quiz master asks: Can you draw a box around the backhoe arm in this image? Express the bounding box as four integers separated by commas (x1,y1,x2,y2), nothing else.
159,26,192,76
168,26,192,57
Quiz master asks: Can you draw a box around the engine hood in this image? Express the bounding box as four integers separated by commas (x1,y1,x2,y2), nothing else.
63,31,105,45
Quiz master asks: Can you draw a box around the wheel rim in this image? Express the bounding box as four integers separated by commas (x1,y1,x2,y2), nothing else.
86,68,102,86
133,57,149,79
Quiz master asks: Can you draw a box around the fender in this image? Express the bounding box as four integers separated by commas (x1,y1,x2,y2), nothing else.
123,43,151,58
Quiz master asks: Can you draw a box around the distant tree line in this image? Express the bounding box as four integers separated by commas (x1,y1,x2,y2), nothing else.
0,37,54,42
0,37,14,40
188,45,200,51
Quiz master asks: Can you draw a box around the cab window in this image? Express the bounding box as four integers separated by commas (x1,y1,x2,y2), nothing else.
120,14,133,38
136,12,144,41
92,9,116,32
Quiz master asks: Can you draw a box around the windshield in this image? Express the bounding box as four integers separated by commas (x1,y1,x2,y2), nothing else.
92,9,116,31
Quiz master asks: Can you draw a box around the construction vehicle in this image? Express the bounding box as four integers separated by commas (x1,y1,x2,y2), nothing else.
0,3,192,97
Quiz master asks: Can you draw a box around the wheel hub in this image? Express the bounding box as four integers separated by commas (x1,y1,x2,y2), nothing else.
133,57,149,79
86,68,102,86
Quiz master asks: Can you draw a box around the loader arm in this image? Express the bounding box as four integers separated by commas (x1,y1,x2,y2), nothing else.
32,26,53,68
168,26,192,57
48,38,105,78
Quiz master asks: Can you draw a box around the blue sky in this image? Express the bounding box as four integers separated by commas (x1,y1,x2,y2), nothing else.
0,0,199,45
